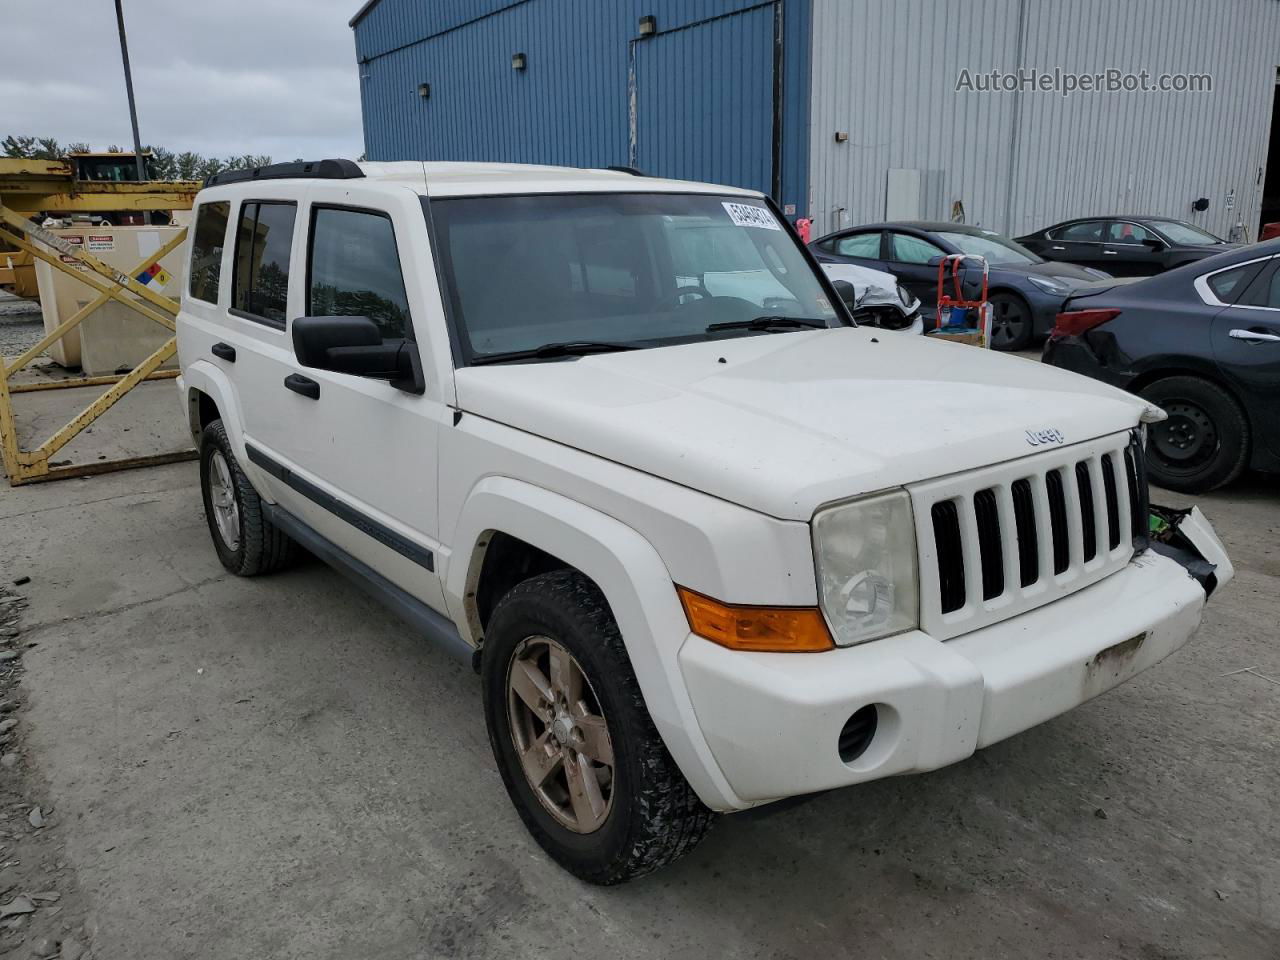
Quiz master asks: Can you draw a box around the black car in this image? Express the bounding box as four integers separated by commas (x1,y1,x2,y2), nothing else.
1017,216,1236,277
1044,240,1280,492
810,221,1108,351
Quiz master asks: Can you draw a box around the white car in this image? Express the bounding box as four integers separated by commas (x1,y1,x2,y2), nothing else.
821,261,923,333
176,160,1231,885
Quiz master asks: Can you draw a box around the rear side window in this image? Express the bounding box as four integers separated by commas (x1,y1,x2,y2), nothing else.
307,207,411,340
188,201,229,304
1052,220,1105,242
1235,260,1280,308
836,232,881,257
232,201,296,325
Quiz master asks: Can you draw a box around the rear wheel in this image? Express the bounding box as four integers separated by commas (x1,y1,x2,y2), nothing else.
482,569,715,884
987,291,1034,351
1138,376,1249,492
199,419,298,575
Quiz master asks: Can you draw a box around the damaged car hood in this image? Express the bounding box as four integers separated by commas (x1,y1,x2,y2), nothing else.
454,328,1153,521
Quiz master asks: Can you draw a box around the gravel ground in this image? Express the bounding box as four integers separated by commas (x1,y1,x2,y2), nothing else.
0,298,44,358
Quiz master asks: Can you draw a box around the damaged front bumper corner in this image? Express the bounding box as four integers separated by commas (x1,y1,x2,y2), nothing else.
1148,504,1234,596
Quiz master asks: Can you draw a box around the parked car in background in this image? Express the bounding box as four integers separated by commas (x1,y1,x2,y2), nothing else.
1018,217,1236,277
1044,240,1280,492
821,261,922,333
811,221,1107,350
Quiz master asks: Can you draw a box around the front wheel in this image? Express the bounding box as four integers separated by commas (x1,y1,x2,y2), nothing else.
987,291,1034,351
1139,376,1250,492
482,570,715,884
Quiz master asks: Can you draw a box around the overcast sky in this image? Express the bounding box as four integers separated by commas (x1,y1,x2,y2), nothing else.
7,0,364,161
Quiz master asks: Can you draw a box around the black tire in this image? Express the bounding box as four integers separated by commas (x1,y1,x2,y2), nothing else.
987,291,1035,351
199,419,298,576
1139,376,1250,493
482,570,715,884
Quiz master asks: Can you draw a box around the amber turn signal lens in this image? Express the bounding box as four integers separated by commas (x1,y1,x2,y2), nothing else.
677,587,834,653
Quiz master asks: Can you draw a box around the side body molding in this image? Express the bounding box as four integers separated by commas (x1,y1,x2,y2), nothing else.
447,476,743,811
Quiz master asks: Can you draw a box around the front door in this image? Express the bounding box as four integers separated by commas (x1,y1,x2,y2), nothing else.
631,4,777,196
1101,221,1166,276
235,183,448,613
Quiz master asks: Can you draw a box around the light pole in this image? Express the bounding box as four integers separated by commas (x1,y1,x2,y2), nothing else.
113,0,148,181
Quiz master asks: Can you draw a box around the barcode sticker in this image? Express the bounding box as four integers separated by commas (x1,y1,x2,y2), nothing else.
722,202,782,231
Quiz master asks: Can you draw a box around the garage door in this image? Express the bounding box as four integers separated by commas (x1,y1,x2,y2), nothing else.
630,3,778,196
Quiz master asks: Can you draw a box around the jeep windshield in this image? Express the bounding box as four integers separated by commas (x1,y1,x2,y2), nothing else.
427,193,842,364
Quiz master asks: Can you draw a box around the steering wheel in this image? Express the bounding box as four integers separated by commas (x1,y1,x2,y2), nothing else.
673,283,713,305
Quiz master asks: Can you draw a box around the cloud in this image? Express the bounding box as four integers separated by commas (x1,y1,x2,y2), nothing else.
6,0,364,161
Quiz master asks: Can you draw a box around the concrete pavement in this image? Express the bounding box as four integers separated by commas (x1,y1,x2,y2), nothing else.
0,460,1277,958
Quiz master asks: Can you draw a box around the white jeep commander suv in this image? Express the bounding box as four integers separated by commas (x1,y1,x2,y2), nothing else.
176,159,1232,884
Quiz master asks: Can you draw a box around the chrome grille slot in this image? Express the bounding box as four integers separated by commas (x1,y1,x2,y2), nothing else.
911,431,1144,641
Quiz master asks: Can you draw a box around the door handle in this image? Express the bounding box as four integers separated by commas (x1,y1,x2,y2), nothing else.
1051,245,1066,251
1102,249,1119,255
284,373,320,399
211,342,236,362
1229,328,1280,343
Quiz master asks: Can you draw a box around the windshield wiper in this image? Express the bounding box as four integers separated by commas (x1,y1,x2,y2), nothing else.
706,316,829,334
470,340,642,365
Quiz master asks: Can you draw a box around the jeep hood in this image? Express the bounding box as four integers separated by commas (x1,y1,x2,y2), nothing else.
454,328,1152,521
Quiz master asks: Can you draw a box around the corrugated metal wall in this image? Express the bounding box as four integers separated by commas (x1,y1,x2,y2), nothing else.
352,0,813,214
808,0,1280,239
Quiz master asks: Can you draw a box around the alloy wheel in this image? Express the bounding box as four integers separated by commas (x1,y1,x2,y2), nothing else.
207,449,241,551
507,636,615,834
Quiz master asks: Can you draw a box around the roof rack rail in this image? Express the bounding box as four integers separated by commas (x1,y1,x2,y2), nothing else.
204,158,364,188
606,165,647,177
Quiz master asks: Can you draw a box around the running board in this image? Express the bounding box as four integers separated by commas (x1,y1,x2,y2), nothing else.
262,502,473,664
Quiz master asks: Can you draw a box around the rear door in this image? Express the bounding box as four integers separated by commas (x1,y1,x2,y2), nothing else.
1043,220,1108,269
1209,255,1280,460
632,4,776,195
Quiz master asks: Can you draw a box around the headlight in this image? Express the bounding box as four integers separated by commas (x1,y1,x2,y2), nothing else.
812,490,919,646
897,282,915,307
1026,275,1069,295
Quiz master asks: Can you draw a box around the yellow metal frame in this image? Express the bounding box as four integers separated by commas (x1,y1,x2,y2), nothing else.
0,203,195,485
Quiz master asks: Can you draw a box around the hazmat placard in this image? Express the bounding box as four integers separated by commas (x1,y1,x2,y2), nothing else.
86,234,115,253
135,262,172,289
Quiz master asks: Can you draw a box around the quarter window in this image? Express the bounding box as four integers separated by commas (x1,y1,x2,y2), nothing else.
188,201,229,304
232,201,296,325
835,233,881,258
1206,264,1255,302
307,208,412,341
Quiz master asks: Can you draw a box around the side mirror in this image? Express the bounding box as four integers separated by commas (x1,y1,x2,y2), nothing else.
292,315,423,393
1141,237,1166,250
927,255,946,267
830,279,860,310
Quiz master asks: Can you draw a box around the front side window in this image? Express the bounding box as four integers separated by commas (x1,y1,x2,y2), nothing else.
888,232,943,265
1107,222,1153,245
232,201,296,325
188,201,230,303
308,207,411,341
430,193,838,362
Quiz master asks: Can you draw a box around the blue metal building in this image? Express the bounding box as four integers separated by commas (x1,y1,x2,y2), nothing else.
352,1,1280,238
350,1,813,218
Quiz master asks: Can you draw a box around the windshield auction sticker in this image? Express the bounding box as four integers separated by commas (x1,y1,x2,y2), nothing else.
722,202,782,231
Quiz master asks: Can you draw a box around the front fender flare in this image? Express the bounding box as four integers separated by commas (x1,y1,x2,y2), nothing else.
447,475,742,811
